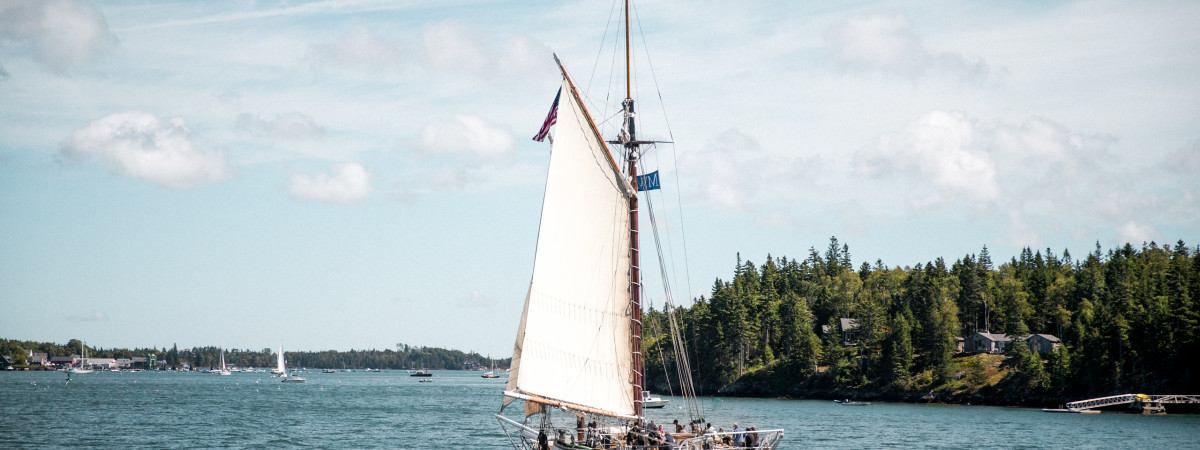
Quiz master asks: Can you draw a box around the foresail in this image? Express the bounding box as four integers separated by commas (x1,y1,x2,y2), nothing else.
507,75,636,418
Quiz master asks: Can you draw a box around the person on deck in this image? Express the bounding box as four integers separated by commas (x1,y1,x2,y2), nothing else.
732,423,744,447
745,426,759,448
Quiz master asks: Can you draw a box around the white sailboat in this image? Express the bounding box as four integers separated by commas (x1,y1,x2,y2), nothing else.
495,2,783,448
216,349,231,375
271,346,286,377
66,341,93,374
279,346,305,383
482,357,501,379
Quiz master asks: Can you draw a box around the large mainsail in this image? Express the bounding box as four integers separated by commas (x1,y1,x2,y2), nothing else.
505,73,637,419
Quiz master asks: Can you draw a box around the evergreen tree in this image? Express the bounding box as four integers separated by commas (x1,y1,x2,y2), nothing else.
882,312,913,389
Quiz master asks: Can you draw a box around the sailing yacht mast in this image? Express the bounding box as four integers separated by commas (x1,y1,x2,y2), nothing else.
622,0,645,419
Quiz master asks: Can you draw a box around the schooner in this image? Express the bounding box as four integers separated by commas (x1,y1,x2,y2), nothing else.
495,1,784,448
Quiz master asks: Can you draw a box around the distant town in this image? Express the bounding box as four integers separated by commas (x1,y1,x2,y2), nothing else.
1,339,510,373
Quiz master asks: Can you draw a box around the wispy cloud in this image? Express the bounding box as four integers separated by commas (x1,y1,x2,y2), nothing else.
828,13,1002,83
0,0,117,74
678,129,821,211
420,20,546,78
287,162,372,203
306,25,404,73
60,111,235,188
1116,221,1157,246
235,112,326,141
416,114,514,161
117,0,416,31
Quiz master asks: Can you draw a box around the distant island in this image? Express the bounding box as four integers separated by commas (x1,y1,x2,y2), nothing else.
1,340,509,373
642,237,1200,409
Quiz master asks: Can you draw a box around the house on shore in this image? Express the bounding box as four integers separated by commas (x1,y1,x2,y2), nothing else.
1023,334,1062,354
965,332,1014,353
49,355,79,367
838,318,860,346
26,351,49,366
965,331,1062,355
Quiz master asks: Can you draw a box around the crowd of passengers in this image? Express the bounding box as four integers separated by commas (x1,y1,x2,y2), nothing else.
537,418,766,449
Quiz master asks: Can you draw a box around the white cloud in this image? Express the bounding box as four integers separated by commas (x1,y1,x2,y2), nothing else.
61,111,235,188
0,0,117,73
420,20,545,77
287,162,372,203
306,25,403,72
416,114,514,161
857,110,999,208
1116,221,1157,245
235,112,326,141
677,129,819,210
828,13,1000,83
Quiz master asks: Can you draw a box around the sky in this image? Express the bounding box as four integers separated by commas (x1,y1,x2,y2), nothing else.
1,0,1197,357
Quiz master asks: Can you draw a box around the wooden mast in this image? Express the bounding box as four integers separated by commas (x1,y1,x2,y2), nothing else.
623,0,644,419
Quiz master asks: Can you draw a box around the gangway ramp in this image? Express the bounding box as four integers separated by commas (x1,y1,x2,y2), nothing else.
1054,394,1200,414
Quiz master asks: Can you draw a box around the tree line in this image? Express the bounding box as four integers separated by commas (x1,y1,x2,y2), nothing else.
643,237,1200,402
0,339,509,371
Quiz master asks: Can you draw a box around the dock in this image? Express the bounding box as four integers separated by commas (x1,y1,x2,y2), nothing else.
1044,394,1200,414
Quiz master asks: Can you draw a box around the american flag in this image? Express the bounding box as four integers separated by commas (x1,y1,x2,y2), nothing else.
532,88,561,142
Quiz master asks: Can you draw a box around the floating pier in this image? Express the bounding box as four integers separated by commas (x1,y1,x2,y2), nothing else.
1043,394,1200,414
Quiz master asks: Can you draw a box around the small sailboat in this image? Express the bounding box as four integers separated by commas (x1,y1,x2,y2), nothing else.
66,341,94,374
271,346,286,377
482,358,501,379
494,2,783,448
278,346,305,383
213,348,231,375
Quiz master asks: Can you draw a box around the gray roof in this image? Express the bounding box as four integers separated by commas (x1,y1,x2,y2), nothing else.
839,318,859,332
973,332,1013,342
1027,334,1061,342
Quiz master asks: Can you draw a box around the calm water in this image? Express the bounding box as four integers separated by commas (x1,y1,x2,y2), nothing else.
2,370,1197,448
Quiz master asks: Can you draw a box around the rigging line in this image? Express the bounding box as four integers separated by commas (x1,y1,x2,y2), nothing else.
630,100,704,430
645,307,678,400
631,0,692,306
639,161,701,421
644,146,683,314
586,0,620,97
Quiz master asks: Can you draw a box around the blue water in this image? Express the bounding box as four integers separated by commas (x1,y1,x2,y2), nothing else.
2,370,1197,448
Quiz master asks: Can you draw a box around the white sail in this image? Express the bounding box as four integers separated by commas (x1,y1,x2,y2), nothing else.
506,75,636,418
275,346,287,377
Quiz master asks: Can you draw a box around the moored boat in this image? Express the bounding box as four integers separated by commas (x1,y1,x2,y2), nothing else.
641,391,669,409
